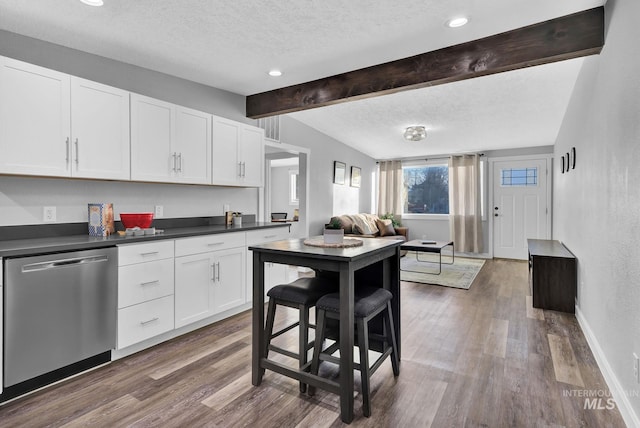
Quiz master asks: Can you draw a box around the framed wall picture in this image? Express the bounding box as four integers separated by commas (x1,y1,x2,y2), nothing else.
350,166,361,188
333,161,346,184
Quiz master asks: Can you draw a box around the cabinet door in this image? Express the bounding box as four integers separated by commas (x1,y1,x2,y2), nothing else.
131,94,174,182
174,106,211,184
71,77,130,180
212,247,245,314
212,116,241,186
174,253,215,328
240,125,265,187
0,56,71,176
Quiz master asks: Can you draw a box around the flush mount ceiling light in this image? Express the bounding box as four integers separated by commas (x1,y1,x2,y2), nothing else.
446,16,468,28
268,70,283,77
403,126,427,141
80,0,104,6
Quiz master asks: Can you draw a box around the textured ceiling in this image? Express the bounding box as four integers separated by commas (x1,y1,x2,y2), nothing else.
0,0,605,158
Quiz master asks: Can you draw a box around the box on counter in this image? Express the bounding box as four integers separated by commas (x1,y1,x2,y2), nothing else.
88,203,115,237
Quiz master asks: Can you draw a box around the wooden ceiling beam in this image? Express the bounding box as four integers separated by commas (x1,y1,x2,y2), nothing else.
246,7,604,119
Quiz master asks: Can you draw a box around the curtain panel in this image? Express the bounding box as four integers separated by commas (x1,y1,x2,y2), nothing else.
449,154,483,253
377,160,403,218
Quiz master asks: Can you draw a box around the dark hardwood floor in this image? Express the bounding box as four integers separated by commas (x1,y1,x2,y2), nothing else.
0,259,626,427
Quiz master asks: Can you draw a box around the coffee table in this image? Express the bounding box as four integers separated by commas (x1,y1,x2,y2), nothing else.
400,240,455,275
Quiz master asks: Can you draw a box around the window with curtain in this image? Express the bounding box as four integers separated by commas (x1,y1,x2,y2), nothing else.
402,163,449,214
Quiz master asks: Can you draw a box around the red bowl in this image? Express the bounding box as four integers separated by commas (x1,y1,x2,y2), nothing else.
119,212,154,229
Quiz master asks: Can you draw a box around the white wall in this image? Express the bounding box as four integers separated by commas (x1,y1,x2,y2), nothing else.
270,165,297,217
280,116,377,235
0,176,257,226
553,0,640,424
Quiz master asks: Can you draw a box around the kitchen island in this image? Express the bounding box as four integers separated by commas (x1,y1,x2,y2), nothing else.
249,237,402,423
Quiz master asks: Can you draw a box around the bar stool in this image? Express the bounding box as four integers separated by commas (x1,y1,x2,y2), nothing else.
309,286,399,417
264,276,336,392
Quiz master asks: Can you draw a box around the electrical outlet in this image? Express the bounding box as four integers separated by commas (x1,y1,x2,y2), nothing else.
634,353,639,383
154,205,164,218
43,206,56,222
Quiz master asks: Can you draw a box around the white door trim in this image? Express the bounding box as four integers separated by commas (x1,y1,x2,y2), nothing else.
488,154,552,259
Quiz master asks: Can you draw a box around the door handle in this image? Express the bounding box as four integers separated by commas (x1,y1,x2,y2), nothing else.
178,152,182,172
65,137,70,165
216,262,221,282
172,153,177,172
75,138,79,164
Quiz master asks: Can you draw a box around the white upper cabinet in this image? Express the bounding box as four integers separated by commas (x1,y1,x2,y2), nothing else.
0,56,71,177
71,77,130,180
212,115,264,187
0,57,130,180
174,106,211,184
131,94,211,184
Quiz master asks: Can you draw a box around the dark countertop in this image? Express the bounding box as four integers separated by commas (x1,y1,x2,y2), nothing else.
0,222,289,258
249,236,402,262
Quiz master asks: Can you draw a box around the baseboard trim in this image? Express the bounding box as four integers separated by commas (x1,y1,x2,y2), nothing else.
575,305,640,428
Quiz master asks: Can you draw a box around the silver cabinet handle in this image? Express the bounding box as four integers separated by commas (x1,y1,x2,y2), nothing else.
211,263,215,281
238,162,242,177
207,242,224,247
140,280,160,286
140,251,159,256
65,137,70,165
178,153,182,172
216,262,221,282
242,162,246,177
140,317,159,326
263,235,277,239
75,138,79,164
172,153,177,172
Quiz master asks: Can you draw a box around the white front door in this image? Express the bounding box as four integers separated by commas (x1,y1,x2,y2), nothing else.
492,158,549,260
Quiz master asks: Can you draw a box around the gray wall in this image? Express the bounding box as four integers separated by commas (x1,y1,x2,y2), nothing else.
553,0,640,423
280,116,376,235
0,30,259,226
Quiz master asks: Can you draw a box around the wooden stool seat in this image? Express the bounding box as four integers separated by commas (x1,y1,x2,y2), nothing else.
309,286,399,417
264,276,336,392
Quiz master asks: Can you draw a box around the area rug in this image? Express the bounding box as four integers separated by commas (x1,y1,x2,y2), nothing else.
400,252,485,289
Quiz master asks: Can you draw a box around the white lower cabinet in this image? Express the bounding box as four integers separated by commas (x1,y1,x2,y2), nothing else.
246,228,292,302
174,233,246,329
117,242,175,350
117,296,175,350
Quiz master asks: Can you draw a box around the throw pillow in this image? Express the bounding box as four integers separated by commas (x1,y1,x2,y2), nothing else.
351,214,379,235
376,218,396,237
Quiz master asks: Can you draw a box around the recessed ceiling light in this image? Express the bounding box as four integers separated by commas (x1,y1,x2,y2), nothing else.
80,0,104,6
446,17,468,28
268,70,283,77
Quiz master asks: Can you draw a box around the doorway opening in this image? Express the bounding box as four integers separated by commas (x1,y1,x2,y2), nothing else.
260,141,310,240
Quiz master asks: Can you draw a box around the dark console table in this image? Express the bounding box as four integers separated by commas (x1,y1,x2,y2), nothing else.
527,239,577,313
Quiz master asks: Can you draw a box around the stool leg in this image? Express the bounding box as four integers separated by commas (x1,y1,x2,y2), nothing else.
385,301,400,376
357,317,371,417
264,298,277,360
299,303,309,393
308,308,326,397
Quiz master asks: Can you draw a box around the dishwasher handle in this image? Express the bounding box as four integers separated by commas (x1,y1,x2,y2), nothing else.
21,255,110,272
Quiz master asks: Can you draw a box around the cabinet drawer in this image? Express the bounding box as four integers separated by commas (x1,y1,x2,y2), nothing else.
118,240,174,266
117,295,174,349
175,232,246,257
246,227,290,246
118,259,174,308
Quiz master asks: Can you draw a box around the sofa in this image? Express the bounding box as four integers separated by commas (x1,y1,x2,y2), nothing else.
328,213,408,242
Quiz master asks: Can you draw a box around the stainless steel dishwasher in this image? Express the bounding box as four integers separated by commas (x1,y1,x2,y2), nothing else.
4,247,117,389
